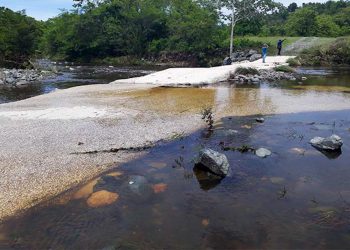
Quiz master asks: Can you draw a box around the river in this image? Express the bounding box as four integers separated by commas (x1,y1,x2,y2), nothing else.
0,66,350,249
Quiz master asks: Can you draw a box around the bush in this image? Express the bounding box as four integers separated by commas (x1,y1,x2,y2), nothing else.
235,67,260,75
286,58,301,67
298,37,350,66
274,65,295,73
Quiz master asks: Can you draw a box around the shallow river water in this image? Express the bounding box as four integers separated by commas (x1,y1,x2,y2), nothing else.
0,67,350,249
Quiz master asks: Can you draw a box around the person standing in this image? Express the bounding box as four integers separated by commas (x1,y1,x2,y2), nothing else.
262,44,268,63
277,39,286,56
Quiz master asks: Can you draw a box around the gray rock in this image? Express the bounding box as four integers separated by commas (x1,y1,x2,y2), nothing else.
196,149,230,177
250,54,262,62
256,118,265,123
247,50,258,57
252,77,260,83
5,77,15,84
310,135,343,151
223,57,232,66
16,80,28,86
255,148,272,158
0,79,4,85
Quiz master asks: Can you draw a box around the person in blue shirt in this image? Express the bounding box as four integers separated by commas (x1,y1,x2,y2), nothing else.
262,44,268,63
277,39,286,55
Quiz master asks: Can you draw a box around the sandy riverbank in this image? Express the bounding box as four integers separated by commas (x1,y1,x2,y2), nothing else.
112,56,293,86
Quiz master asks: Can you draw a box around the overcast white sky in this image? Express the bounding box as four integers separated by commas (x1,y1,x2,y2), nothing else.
0,0,331,20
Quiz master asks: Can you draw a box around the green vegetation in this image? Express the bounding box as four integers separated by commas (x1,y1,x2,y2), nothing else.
0,7,42,67
274,65,295,73
298,37,350,66
1,0,350,67
235,67,260,75
286,58,301,67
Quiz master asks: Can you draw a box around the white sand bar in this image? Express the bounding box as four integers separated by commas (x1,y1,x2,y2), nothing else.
112,56,293,86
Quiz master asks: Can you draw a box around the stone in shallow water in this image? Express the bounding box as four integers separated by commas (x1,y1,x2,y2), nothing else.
270,177,285,184
152,183,168,193
126,175,153,201
289,147,306,155
149,162,167,169
310,134,343,151
202,219,210,227
256,118,265,123
196,149,230,177
107,171,123,177
73,178,99,200
255,148,272,158
87,190,119,208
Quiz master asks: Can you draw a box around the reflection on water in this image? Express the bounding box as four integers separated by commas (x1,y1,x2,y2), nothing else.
1,109,350,249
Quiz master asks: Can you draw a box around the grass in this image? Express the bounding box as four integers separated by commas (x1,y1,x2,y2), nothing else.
242,36,301,47
235,67,260,75
274,65,295,73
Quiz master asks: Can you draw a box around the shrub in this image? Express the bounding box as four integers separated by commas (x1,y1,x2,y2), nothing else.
274,65,295,73
298,37,350,66
286,58,301,67
235,67,259,75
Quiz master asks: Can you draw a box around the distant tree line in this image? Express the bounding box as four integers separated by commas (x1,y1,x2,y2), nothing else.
0,0,349,66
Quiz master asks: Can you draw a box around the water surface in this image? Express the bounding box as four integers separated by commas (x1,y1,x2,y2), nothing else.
0,67,350,249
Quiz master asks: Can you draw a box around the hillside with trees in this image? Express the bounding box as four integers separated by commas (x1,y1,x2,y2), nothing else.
0,0,349,67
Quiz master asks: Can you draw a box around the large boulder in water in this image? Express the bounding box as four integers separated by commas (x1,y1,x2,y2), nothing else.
310,135,343,151
196,149,230,177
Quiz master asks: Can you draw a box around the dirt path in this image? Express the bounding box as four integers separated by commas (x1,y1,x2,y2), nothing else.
284,37,319,55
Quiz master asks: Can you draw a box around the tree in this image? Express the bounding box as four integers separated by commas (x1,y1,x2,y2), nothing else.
287,2,298,12
315,15,341,37
0,7,42,67
286,7,317,36
218,0,281,56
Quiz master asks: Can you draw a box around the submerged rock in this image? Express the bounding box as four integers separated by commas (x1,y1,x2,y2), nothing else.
196,149,230,177
126,175,153,201
256,118,265,123
152,183,168,194
310,135,343,151
87,190,119,208
255,148,272,158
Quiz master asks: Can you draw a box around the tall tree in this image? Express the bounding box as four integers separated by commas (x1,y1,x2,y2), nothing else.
218,0,281,56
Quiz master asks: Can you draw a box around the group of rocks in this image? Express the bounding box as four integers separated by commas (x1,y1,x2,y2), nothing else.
229,69,299,84
223,50,262,65
196,121,344,180
0,68,56,88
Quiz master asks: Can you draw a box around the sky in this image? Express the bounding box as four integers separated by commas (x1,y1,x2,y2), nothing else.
0,0,331,21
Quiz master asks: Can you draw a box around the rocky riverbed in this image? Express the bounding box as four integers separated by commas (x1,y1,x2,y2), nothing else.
0,68,57,88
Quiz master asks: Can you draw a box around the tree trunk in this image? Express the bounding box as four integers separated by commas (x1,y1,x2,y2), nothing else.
229,1,235,57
